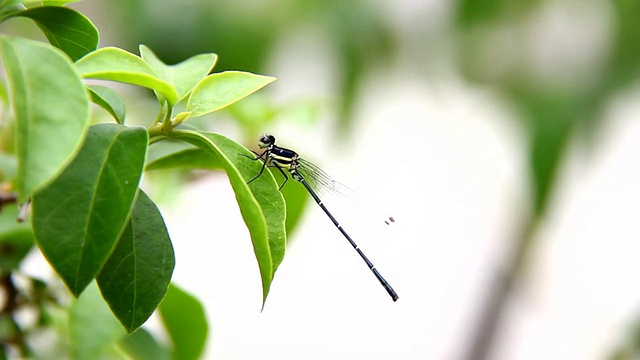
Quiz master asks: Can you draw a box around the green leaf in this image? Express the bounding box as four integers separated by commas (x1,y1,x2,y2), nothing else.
75,47,179,106
97,190,175,333
1,0,81,6
186,71,275,117
210,133,286,276
0,36,90,201
0,153,17,182
41,0,81,5
512,87,578,218
279,171,309,240
171,130,286,304
15,6,99,61
88,85,126,124
32,124,148,296
145,148,223,171
139,45,217,102
159,284,208,360
0,0,21,6
69,282,126,360
119,328,170,360
0,205,33,271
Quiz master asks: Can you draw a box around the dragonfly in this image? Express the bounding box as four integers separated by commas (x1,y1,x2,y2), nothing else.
245,134,399,302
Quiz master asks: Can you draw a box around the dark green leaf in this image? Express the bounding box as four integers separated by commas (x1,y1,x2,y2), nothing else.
32,124,148,296
97,190,175,333
159,284,207,360
0,205,33,271
455,0,540,28
171,130,286,304
88,85,126,124
119,328,170,360
69,282,126,360
0,36,90,201
186,71,275,117
75,47,179,106
511,87,578,218
16,6,99,61
139,45,217,102
145,148,223,171
529,116,572,217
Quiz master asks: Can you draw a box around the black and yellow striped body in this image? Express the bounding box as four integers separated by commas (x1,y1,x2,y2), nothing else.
268,146,299,172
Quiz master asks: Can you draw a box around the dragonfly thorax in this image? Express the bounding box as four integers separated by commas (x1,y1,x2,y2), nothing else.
268,146,299,171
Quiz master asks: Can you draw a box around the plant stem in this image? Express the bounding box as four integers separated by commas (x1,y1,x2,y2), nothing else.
461,216,538,360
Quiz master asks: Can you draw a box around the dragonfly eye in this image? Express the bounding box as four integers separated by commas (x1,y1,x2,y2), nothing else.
258,135,274,148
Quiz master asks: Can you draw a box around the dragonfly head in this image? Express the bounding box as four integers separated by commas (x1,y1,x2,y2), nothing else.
258,135,276,149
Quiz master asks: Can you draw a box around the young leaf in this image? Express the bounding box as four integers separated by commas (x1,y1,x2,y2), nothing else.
170,130,286,304
75,47,179,106
0,36,90,201
97,190,175,333
69,282,126,360
32,124,148,296
159,284,208,360
145,148,223,171
15,6,99,61
139,45,217,102
186,71,275,117
88,85,126,124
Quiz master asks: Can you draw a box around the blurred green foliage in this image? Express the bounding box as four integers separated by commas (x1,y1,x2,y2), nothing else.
105,7,640,351
107,0,640,221
456,0,640,219
109,0,396,136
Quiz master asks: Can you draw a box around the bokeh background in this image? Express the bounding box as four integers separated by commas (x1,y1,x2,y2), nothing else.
50,0,640,358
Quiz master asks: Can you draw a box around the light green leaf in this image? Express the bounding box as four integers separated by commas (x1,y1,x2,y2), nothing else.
171,130,286,304
145,148,223,171
88,85,126,124
97,190,175,333
0,0,21,6
0,36,90,201
15,6,99,61
69,282,126,360
139,45,217,102
186,71,275,117
159,284,208,360
119,328,170,360
32,124,148,296
0,153,17,182
204,132,286,277
0,205,33,271
41,0,81,4
75,47,179,106
1,0,81,6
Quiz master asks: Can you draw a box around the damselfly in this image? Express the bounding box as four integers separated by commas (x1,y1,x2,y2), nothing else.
245,135,399,302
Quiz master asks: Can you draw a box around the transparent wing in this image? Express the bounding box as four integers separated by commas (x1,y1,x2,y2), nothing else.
297,157,354,199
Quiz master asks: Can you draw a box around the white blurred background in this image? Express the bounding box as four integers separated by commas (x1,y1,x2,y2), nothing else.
19,0,640,358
